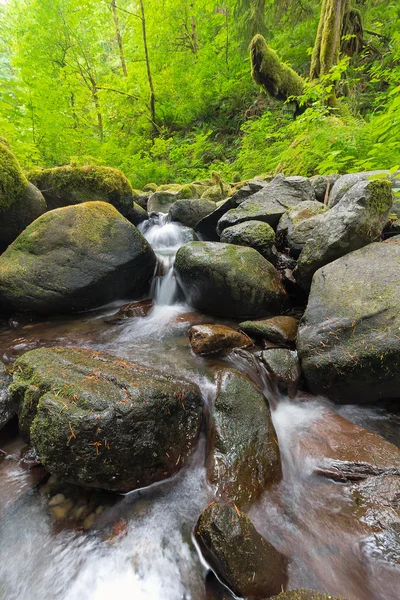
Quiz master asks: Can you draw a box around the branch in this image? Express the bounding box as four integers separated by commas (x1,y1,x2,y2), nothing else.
109,2,142,19
97,86,140,100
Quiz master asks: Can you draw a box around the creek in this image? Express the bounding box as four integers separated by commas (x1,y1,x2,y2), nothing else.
0,213,399,600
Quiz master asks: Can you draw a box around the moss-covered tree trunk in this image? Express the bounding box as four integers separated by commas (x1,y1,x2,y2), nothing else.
310,0,349,79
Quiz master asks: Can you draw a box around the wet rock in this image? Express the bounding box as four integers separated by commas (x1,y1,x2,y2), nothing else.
0,362,14,431
217,175,316,234
0,201,156,315
239,316,298,345
276,201,328,257
195,503,287,599
220,220,276,262
195,180,267,242
28,165,135,220
270,591,344,599
296,179,393,291
147,191,178,213
328,171,395,208
175,242,289,318
260,349,301,396
10,347,203,493
131,201,148,225
297,238,400,403
169,199,216,228
188,325,252,355
105,298,153,323
207,369,281,508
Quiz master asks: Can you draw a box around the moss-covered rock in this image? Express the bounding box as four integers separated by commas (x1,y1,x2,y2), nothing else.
177,184,198,199
208,368,281,507
201,183,231,202
142,182,158,192
296,180,393,291
175,241,289,318
297,238,400,403
9,347,203,492
168,198,215,228
217,175,316,234
328,171,395,208
0,144,47,250
261,349,301,396
0,201,156,314
147,190,179,213
28,165,135,219
0,361,14,431
195,503,287,598
276,201,328,258
220,220,276,261
239,315,298,345
188,325,252,356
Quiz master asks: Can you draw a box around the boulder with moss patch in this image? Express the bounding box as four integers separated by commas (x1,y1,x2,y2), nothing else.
28,165,135,219
175,242,288,318
0,201,156,315
297,237,400,403
9,347,203,492
276,201,328,257
201,183,231,202
0,362,14,430
0,144,47,250
168,198,215,228
327,171,395,208
220,220,276,261
296,180,393,291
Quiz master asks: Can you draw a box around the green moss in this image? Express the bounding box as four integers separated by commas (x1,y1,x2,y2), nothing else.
365,179,393,218
177,184,198,199
250,34,304,101
291,204,327,225
201,184,230,202
142,183,158,192
0,143,28,211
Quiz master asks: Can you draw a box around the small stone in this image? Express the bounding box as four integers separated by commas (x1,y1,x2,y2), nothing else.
83,512,96,530
188,324,252,355
239,316,298,345
48,493,66,507
51,500,74,520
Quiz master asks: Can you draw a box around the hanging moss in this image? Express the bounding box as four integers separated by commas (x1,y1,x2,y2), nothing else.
0,143,28,211
250,34,304,103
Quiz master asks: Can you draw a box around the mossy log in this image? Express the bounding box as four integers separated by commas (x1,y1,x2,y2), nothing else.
250,34,304,103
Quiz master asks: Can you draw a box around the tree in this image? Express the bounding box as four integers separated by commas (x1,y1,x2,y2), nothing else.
110,0,128,76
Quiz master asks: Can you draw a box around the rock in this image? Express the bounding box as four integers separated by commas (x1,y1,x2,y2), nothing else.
328,171,394,208
105,299,153,323
0,143,47,250
276,201,328,257
9,347,203,493
188,324,252,355
260,349,301,396
208,369,281,507
176,184,199,199
142,183,158,192
0,362,14,430
219,220,276,262
28,165,135,220
195,180,267,241
296,179,393,291
201,183,231,202
168,199,215,228
0,201,156,315
297,239,400,403
195,503,287,599
147,191,178,213
217,175,316,234
239,316,298,345
311,174,340,203
131,201,148,225
270,591,344,600
133,192,150,210
175,242,289,318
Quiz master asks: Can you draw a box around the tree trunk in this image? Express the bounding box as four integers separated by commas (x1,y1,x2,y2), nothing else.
139,0,156,137
190,2,199,54
310,0,349,79
90,79,104,141
111,0,128,77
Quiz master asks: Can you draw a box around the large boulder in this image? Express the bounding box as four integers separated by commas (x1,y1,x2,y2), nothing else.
297,238,400,403
220,220,276,262
296,179,393,291
28,165,135,219
276,201,328,257
0,144,46,250
217,175,315,234
168,198,215,228
195,503,287,599
9,347,203,492
0,201,156,314
175,242,289,318
0,362,14,430
327,170,394,208
207,368,281,508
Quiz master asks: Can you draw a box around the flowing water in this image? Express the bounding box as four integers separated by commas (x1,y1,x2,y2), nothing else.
0,213,399,600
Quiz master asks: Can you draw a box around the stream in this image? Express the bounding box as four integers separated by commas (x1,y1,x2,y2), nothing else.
0,213,399,600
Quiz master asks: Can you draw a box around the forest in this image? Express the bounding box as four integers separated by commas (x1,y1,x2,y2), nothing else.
0,0,399,188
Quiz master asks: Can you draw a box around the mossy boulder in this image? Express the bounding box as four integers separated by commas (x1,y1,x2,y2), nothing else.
195,503,287,598
168,198,215,228
142,182,158,192
276,201,328,257
201,183,231,202
175,242,289,318
208,368,281,507
328,170,394,208
0,361,14,431
9,347,203,492
147,191,178,213
220,220,276,261
260,349,301,396
217,175,315,234
296,180,393,291
188,325,252,356
0,144,47,250
177,184,198,199
270,591,344,600
28,165,135,219
0,201,156,315
239,315,298,345
297,238,400,403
